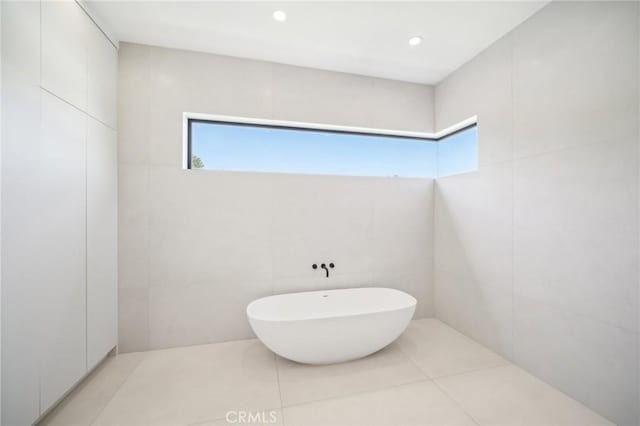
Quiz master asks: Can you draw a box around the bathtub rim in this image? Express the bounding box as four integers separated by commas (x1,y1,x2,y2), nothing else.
246,287,417,323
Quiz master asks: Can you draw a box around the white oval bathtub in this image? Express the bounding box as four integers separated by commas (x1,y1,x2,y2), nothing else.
246,287,416,364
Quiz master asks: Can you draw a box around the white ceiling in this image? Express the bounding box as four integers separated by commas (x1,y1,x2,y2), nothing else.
87,1,548,85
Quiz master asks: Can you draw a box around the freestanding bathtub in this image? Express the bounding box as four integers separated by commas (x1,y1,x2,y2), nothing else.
246,287,416,364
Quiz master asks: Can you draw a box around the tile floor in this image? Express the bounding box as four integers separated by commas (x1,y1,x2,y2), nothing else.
39,319,612,426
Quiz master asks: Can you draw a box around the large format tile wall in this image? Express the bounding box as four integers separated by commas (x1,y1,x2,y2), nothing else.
118,43,435,352
433,2,639,425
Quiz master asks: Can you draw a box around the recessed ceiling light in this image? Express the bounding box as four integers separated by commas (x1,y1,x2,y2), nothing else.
273,10,287,22
408,36,422,46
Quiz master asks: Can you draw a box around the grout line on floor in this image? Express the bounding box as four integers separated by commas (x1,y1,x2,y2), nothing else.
279,377,434,410
417,317,512,363
273,354,287,426
431,377,482,426
394,337,436,379
86,353,149,426
428,362,510,381
397,319,510,379
143,335,262,354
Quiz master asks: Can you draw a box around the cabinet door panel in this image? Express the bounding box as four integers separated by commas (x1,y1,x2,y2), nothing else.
88,22,117,128
1,2,42,424
41,0,89,110
39,91,87,410
87,117,118,369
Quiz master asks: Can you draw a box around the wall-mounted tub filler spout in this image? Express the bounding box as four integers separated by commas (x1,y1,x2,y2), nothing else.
312,263,335,278
321,263,335,278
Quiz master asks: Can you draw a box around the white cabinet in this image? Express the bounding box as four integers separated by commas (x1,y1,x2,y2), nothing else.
39,91,88,410
88,22,118,128
87,117,118,369
41,0,90,110
3,1,118,423
1,2,43,424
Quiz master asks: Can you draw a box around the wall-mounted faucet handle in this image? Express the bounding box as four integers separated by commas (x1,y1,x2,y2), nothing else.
329,263,335,268
312,264,318,269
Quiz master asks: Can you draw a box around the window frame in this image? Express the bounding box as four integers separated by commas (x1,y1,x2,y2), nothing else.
183,112,477,171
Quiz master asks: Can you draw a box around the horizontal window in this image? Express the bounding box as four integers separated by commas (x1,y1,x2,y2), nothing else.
187,118,476,178
437,125,478,177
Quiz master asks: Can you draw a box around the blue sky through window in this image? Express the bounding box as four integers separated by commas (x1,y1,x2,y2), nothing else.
437,126,478,177
190,121,476,178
